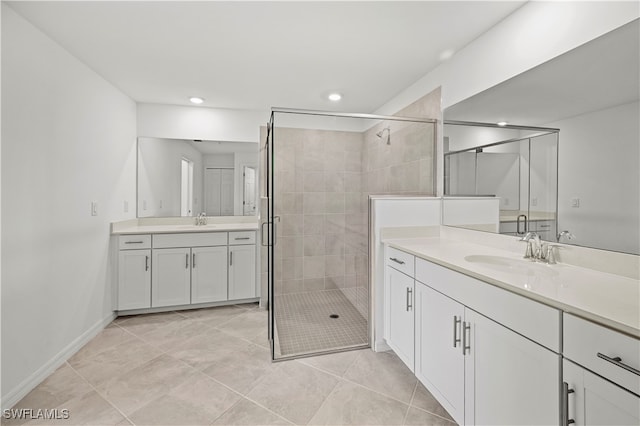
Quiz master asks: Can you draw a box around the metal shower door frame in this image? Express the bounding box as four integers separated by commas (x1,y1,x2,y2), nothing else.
267,107,438,362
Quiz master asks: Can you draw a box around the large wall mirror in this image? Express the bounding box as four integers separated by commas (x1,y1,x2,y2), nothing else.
443,19,639,255
137,137,259,218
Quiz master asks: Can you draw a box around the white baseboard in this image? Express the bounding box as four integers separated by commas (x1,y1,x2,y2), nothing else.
374,339,391,352
1,312,116,410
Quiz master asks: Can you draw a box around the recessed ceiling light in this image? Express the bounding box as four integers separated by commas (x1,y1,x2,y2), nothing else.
497,121,508,127
328,93,342,102
189,97,205,104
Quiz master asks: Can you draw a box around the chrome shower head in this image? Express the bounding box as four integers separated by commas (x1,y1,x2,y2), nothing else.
376,127,391,145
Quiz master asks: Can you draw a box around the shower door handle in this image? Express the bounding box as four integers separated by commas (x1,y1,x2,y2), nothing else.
517,214,528,235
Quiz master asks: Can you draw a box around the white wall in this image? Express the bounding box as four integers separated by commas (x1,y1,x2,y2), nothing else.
550,101,639,254
137,138,204,217
137,103,266,143
1,4,137,407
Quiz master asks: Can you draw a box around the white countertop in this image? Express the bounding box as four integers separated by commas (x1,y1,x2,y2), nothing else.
112,222,259,235
386,237,639,338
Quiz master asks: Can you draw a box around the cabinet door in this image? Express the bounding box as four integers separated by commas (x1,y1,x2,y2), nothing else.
415,284,464,425
191,246,228,303
228,245,256,300
464,309,559,426
564,359,640,426
118,250,151,310
386,267,415,371
152,248,191,307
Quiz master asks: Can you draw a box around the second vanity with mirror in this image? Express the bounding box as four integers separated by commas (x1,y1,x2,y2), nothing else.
117,135,262,314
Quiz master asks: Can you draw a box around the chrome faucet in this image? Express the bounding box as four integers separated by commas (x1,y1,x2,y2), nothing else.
520,232,541,260
520,231,560,264
557,230,575,242
195,212,207,226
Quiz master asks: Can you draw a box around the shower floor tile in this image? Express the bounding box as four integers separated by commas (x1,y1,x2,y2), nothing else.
274,289,368,357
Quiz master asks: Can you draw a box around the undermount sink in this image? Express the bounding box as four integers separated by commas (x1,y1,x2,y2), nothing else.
464,255,559,278
173,224,219,229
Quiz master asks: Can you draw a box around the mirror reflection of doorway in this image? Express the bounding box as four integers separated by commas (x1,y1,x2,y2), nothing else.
205,168,234,216
243,166,257,215
180,158,194,216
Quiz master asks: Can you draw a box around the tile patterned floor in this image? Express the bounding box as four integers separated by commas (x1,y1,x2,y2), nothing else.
4,303,456,426
274,290,368,357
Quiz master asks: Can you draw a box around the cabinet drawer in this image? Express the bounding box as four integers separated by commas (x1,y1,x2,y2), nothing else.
229,231,256,245
119,234,151,250
564,314,640,395
415,257,560,352
386,247,415,277
152,232,227,248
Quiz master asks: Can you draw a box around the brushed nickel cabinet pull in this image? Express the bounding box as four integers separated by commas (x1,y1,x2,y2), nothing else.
462,322,471,355
125,241,144,244
230,251,233,266
145,256,149,271
406,288,413,311
453,316,461,348
390,257,405,265
597,352,640,376
192,253,196,268
562,382,575,425
185,253,189,269
235,237,250,240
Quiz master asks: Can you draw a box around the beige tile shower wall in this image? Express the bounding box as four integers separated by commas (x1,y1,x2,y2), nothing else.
272,127,366,301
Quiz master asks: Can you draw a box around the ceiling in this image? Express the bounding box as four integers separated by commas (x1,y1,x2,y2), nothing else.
7,1,525,113
444,19,640,126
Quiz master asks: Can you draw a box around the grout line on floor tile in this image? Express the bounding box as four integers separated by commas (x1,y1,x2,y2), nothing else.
402,380,419,425
296,355,415,409
64,360,136,426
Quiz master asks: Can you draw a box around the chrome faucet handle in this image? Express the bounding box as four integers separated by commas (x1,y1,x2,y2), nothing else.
523,240,534,259
557,230,575,242
545,244,560,264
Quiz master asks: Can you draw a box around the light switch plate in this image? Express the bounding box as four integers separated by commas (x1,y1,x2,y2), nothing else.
123,200,129,213
91,201,98,216
531,197,538,206
571,197,580,208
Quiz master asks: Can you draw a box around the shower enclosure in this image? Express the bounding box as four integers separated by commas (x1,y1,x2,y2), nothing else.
262,108,436,360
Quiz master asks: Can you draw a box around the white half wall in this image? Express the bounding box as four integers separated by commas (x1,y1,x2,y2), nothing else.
369,197,442,351
1,4,137,407
137,103,267,143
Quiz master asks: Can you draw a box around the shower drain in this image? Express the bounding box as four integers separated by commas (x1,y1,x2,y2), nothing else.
329,314,340,319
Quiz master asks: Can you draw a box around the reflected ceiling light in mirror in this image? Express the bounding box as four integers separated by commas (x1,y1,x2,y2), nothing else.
439,49,455,61
497,121,508,127
189,96,205,104
328,93,342,102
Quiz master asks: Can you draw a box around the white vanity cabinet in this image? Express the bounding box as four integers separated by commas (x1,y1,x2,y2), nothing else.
151,232,228,308
116,230,258,312
384,245,561,425
191,246,228,304
414,283,465,423
562,314,640,425
385,247,416,370
152,247,192,307
415,282,558,426
117,234,152,310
